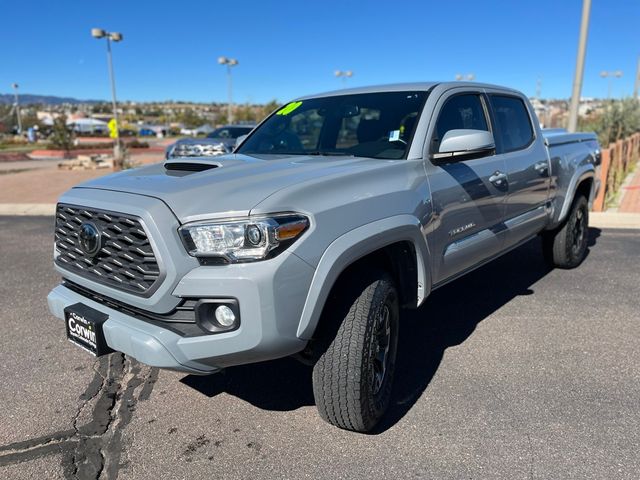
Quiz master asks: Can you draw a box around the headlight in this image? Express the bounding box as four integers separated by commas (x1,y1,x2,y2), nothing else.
169,143,228,158
179,214,309,262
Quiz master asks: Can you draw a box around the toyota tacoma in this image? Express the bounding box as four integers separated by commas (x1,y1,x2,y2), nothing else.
48,82,601,432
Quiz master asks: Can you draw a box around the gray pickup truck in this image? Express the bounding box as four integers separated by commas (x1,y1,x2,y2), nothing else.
48,82,601,432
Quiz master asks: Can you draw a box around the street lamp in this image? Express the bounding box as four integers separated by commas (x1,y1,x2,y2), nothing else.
600,70,623,100
335,70,353,87
92,28,124,169
218,56,238,124
11,83,22,134
455,73,475,81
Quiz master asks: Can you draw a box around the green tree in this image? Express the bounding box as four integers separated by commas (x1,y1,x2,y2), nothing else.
19,111,43,130
580,98,640,146
234,104,255,122
260,100,280,119
0,105,13,132
176,109,206,128
91,103,111,114
49,116,74,153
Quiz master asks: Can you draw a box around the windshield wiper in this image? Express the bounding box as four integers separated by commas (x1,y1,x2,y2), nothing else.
307,151,356,157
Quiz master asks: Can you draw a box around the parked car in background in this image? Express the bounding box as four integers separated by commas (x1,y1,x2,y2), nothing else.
138,128,157,137
166,124,256,158
179,124,215,137
118,128,137,137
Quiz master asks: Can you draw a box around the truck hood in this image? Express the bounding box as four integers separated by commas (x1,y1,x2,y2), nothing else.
74,153,392,223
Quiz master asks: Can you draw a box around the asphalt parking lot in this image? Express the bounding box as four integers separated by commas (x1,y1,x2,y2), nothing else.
0,216,638,479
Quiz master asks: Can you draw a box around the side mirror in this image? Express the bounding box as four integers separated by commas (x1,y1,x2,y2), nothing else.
432,129,495,161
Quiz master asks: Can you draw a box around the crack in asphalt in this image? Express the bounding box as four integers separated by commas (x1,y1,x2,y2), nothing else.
0,353,158,479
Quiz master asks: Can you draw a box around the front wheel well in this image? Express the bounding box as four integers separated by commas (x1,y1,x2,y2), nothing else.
333,241,418,310
296,240,419,365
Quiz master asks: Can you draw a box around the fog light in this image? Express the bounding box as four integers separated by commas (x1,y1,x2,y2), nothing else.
215,305,236,327
194,299,240,334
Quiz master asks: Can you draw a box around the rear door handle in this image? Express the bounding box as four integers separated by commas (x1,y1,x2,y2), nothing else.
489,171,508,187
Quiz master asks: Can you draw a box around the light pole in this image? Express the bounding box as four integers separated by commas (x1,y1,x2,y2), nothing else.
218,56,238,124
567,0,591,133
455,73,475,81
91,28,124,169
335,70,353,87
600,70,623,100
11,83,22,134
600,70,623,147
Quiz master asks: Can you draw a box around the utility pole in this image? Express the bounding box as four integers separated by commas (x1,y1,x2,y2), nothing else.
11,83,22,134
567,0,591,133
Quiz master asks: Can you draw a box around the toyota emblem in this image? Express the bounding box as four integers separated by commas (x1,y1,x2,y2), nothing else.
78,222,102,257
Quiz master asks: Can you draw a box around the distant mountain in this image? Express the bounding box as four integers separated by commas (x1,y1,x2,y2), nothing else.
0,93,102,106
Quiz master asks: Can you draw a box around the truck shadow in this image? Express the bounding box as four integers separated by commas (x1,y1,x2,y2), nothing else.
181,228,601,433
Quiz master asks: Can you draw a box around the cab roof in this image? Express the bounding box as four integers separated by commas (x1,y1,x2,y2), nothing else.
297,81,522,100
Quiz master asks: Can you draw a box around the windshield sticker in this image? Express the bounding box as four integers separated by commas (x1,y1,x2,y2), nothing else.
276,101,303,116
388,130,400,142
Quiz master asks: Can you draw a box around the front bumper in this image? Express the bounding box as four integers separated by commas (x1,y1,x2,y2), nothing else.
48,251,314,374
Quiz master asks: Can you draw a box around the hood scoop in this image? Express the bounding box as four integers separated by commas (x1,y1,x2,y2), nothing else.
164,160,221,175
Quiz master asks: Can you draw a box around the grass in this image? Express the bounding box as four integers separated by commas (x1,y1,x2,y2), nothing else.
0,144,41,153
605,159,639,209
0,168,35,175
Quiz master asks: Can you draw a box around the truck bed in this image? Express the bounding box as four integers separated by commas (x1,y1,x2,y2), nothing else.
542,128,601,228
543,128,598,147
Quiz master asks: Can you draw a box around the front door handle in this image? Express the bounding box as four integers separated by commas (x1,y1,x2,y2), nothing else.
489,171,508,187
534,161,549,175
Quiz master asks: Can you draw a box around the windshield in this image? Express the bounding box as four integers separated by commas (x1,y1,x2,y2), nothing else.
208,127,253,139
237,91,427,159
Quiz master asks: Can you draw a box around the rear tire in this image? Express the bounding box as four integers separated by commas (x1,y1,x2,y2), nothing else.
542,195,589,269
312,269,399,432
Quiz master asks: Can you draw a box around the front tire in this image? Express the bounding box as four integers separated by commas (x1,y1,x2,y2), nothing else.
542,195,589,269
312,269,399,432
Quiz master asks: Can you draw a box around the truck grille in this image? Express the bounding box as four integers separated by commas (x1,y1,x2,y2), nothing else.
55,204,162,296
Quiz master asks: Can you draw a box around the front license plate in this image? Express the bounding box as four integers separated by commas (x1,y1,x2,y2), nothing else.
64,303,113,357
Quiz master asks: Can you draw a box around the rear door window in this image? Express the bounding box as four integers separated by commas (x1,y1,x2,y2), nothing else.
489,95,534,152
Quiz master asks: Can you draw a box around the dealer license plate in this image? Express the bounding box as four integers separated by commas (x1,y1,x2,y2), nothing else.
64,303,113,357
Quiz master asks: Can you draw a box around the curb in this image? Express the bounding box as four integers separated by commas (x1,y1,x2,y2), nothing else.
0,204,56,216
1,204,639,229
589,212,640,229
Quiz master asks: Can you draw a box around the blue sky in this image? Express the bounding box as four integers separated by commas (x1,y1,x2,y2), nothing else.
1,0,638,103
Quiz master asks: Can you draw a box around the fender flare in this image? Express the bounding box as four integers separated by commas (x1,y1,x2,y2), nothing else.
296,215,431,340
556,165,595,224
